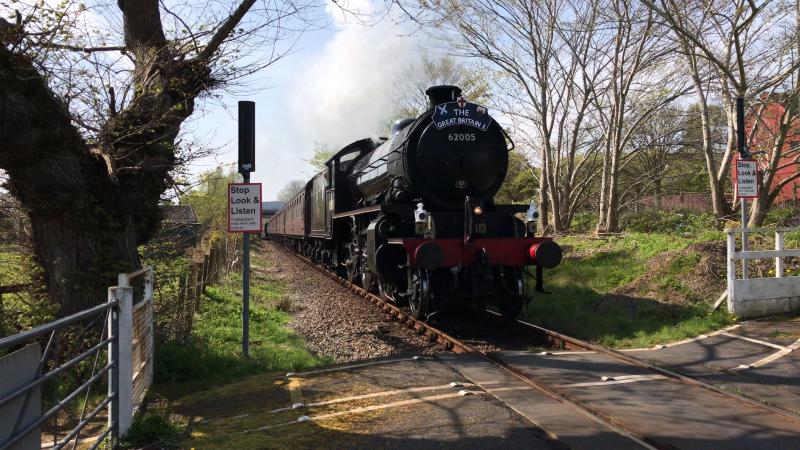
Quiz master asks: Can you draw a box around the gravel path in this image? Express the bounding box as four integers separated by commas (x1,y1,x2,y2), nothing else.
258,240,439,363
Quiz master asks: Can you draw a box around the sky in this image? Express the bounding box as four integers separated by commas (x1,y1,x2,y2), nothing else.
183,0,426,200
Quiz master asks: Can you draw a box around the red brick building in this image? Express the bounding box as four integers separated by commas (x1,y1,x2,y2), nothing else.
733,98,800,203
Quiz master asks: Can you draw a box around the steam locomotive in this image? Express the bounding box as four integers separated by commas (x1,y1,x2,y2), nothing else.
266,85,562,320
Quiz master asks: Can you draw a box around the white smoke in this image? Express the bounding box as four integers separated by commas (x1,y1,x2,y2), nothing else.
187,0,425,199
285,3,422,153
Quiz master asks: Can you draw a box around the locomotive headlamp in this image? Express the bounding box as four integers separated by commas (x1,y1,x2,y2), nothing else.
473,206,483,215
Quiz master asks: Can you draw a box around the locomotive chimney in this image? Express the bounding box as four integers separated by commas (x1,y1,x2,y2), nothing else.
426,85,462,109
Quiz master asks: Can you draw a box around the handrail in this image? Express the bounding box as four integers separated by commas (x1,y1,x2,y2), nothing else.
125,267,151,281
0,300,117,349
726,227,800,233
54,395,113,449
118,266,153,287
732,249,800,260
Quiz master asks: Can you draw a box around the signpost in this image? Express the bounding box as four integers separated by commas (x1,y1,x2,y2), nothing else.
736,97,756,279
735,160,758,199
227,183,262,233
229,101,256,357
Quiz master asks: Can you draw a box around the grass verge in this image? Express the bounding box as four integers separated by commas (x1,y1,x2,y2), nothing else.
153,243,325,398
138,241,325,446
525,233,735,348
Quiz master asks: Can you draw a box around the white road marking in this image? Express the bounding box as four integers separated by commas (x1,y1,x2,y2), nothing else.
624,324,742,352
254,391,487,431
719,332,788,350
485,386,535,393
732,338,800,371
269,382,479,413
532,325,744,356
484,375,667,391
557,374,666,388
600,374,657,381
285,356,429,378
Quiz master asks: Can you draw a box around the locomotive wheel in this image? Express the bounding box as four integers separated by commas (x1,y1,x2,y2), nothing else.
499,296,523,321
362,270,374,292
409,269,431,320
499,267,525,320
376,277,393,302
346,255,358,284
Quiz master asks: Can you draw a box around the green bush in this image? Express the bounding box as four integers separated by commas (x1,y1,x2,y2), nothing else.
570,211,597,233
620,209,719,237
121,414,181,448
763,207,799,227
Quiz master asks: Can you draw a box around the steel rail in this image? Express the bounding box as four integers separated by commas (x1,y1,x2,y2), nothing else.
87,426,114,450
496,311,800,424
277,240,800,447
296,252,472,354
279,245,665,447
54,395,113,450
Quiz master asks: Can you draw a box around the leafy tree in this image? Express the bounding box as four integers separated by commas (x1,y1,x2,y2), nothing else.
642,0,800,224
277,180,307,202
181,169,240,233
679,103,728,194
495,151,538,205
390,55,490,120
0,0,319,314
307,144,335,171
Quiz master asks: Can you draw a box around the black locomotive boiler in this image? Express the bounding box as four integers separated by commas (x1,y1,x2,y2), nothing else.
267,85,562,320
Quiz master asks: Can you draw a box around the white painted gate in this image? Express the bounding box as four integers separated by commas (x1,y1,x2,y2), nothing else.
727,227,800,318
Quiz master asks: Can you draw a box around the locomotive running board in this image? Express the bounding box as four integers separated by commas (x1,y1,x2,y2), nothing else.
332,204,413,219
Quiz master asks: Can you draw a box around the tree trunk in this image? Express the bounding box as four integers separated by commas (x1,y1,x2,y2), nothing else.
596,143,611,233
748,189,770,227
605,152,621,232
654,178,661,211
681,37,734,220
539,159,551,232
0,0,256,315
550,185,563,233
31,215,139,315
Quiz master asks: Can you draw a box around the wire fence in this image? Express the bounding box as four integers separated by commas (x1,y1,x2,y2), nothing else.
150,235,241,343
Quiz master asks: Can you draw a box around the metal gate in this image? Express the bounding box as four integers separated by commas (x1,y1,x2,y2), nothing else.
0,267,153,449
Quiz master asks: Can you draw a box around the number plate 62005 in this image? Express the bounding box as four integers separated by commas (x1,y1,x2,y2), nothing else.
448,133,476,142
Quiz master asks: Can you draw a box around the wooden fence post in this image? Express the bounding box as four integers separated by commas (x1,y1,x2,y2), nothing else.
202,254,210,292
176,274,186,342
0,289,4,335
187,269,195,341
193,261,202,310
210,247,217,282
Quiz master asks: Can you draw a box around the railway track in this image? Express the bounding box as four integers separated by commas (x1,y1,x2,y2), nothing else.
283,244,800,449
